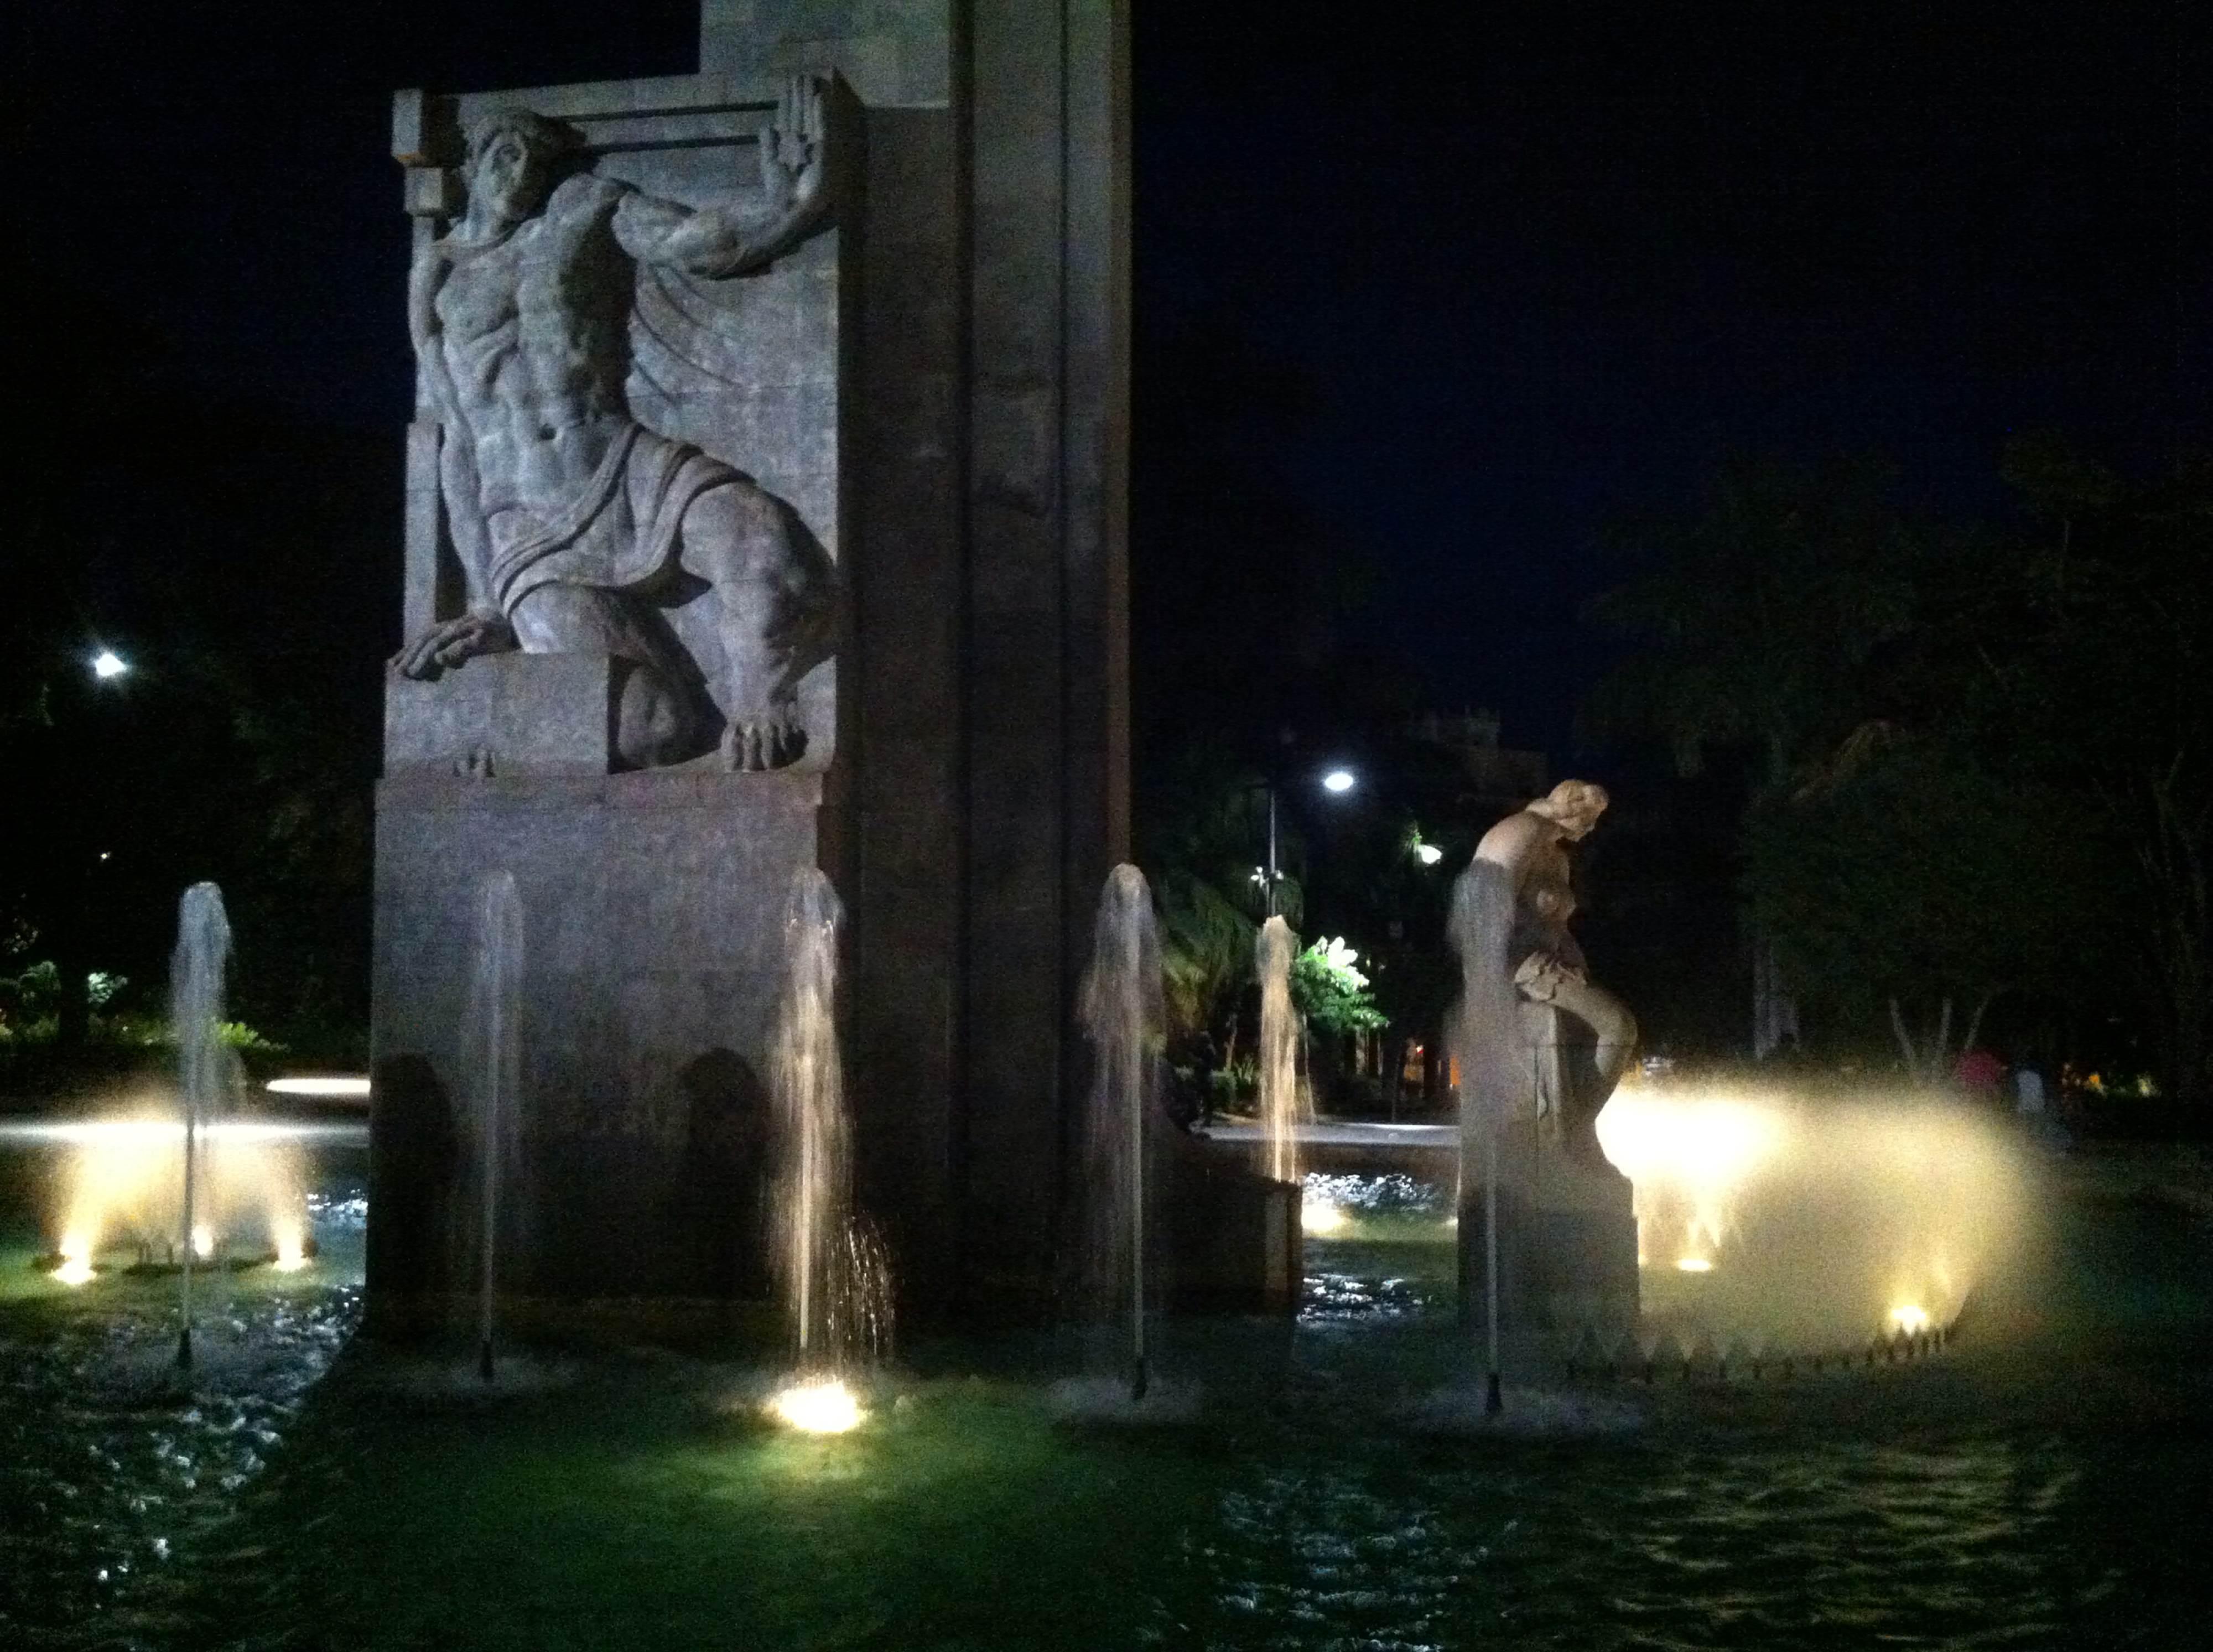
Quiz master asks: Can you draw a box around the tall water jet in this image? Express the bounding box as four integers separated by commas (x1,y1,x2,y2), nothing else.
770,869,850,1369
1255,916,1307,1188
1079,864,1163,1401
460,872,522,1384
171,882,231,1372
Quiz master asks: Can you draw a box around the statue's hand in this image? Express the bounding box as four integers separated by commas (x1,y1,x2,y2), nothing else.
390,610,516,680
756,76,828,221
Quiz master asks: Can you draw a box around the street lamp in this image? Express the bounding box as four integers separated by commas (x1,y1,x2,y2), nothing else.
1414,842,1443,865
90,650,130,680
1256,767,1362,917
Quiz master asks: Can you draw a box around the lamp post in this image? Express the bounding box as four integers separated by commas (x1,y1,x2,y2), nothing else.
1254,766,1360,919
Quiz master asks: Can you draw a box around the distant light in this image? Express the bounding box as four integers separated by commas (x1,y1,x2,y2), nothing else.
1301,1199,1350,1236
1890,1304,1931,1334
766,1377,865,1433
98,851,112,862
1415,843,1443,865
191,1225,215,1261
264,1076,372,1098
1321,769,1356,794
91,650,129,680
1675,1256,1714,1273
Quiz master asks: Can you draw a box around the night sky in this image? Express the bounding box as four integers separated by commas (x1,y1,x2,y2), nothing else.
17,1,2205,761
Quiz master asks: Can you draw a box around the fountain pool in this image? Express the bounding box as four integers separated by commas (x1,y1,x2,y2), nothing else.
2,1108,2209,1648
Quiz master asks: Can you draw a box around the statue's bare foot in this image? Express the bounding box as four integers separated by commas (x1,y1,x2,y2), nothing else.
721,718,806,772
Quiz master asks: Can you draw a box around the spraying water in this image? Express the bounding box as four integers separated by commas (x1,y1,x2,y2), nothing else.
770,869,850,1368
461,872,522,1384
171,882,231,1372
1079,864,1163,1402
1255,916,1307,1187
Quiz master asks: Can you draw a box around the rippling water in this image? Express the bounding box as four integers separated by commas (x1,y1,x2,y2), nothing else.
2,1149,2207,1649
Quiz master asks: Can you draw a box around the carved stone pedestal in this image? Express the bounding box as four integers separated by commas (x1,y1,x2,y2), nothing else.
1458,1003,1640,1350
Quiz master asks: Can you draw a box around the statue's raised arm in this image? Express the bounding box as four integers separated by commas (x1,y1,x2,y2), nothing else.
612,77,832,278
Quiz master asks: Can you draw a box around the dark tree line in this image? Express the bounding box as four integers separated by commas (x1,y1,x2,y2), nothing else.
1586,442,2210,1103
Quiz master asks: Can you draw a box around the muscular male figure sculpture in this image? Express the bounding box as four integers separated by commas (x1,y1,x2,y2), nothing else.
391,83,836,771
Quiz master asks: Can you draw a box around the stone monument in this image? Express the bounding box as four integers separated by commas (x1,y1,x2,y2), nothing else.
1450,780,1640,1342
370,1,1131,1328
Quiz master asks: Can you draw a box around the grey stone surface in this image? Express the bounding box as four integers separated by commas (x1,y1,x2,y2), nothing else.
370,760,820,1302
389,78,851,773
385,652,613,777
372,2,1134,1331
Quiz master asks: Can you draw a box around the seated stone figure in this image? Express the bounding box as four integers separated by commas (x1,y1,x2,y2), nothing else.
391,83,837,771
1455,780,1638,1170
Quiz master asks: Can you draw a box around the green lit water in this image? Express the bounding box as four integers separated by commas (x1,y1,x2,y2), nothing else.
3,1145,2209,1649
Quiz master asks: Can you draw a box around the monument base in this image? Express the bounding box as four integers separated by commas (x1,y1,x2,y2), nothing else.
370,656,822,1313
1457,1160,1639,1343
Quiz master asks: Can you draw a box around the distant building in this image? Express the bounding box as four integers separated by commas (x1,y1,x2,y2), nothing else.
1405,708,1549,824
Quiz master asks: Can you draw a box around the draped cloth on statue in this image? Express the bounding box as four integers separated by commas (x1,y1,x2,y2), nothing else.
484,422,741,614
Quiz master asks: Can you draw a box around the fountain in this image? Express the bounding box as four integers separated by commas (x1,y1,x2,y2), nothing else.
460,871,522,1384
170,882,232,1370
1254,916,1307,1191
1077,864,1164,1402
763,869,891,1428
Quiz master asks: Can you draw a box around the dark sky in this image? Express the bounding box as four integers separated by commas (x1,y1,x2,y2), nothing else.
17,1,2205,759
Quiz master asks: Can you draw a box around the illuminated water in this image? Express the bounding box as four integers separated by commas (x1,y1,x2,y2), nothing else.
1077,864,1165,1398
1255,915,1306,1187
461,871,522,1381
4,1123,2209,1648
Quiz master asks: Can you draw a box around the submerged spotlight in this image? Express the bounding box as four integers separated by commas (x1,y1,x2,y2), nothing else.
1675,1256,1715,1273
1301,1199,1350,1237
766,1376,865,1433
54,1235,96,1286
1889,1304,1931,1334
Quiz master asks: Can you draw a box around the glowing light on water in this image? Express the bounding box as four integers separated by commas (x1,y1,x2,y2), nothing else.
1302,1199,1349,1236
32,1114,319,1278
1593,1082,2026,1344
766,1377,865,1433
264,1076,371,1098
273,1227,309,1271
54,1235,96,1286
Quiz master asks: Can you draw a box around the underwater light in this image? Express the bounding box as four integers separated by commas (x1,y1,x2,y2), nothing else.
264,1076,372,1098
191,1225,215,1260
1675,1256,1715,1272
767,1377,865,1433
273,1227,310,1271
1890,1304,1931,1334
54,1235,96,1286
1301,1199,1350,1236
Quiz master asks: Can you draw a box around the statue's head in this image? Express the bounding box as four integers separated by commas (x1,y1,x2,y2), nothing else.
462,108,583,225
1528,778,1609,840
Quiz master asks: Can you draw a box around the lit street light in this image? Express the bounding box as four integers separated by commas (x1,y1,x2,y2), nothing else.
1415,842,1443,865
90,650,129,680
1321,768,1357,794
